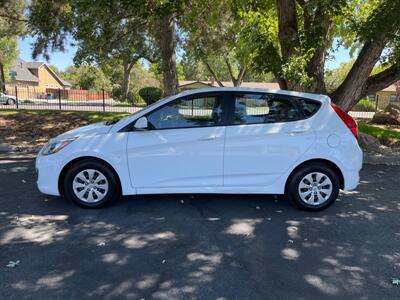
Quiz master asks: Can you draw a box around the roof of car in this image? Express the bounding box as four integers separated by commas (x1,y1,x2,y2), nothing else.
176,87,331,103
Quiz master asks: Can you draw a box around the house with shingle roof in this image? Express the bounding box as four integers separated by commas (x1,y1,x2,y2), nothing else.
11,58,71,90
375,83,400,109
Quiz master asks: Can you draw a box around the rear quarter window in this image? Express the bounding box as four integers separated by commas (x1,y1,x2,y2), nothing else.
297,98,321,118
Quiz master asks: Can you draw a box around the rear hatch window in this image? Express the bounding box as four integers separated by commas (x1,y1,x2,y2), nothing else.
297,98,321,118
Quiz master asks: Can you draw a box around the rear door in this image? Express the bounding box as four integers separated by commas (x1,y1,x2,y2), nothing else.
223,92,317,188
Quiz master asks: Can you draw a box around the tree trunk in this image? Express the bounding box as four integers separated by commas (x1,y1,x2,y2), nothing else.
203,59,224,87
0,62,6,93
330,36,386,111
236,66,247,87
273,0,397,111
276,0,299,60
158,15,178,96
305,12,332,93
276,0,306,92
121,61,134,101
364,62,400,96
223,56,247,87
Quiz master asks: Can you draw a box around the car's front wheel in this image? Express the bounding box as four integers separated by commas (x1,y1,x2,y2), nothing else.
286,163,340,211
6,98,15,105
63,159,120,208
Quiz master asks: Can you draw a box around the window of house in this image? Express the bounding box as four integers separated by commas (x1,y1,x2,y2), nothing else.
233,94,301,125
390,94,399,102
367,94,376,102
146,95,224,130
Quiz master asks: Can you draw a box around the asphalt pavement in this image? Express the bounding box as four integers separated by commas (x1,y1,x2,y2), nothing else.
0,153,399,299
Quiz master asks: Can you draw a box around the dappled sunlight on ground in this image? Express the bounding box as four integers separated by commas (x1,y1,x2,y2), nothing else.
1,214,69,246
0,154,399,299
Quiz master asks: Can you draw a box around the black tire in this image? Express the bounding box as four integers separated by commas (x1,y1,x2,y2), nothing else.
6,99,15,105
63,159,120,208
286,162,340,211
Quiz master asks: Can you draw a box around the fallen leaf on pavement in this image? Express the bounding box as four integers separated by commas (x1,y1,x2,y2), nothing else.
6,260,20,268
392,278,400,286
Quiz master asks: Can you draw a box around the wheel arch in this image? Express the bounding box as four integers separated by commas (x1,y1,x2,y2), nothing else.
58,156,122,195
284,158,344,193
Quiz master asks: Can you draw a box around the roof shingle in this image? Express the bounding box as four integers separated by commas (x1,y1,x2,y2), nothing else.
12,58,39,83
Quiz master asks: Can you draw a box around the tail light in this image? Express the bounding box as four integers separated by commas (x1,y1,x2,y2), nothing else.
331,104,358,139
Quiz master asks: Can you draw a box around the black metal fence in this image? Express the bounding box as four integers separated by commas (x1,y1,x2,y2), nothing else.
348,97,381,120
0,86,394,120
0,86,144,114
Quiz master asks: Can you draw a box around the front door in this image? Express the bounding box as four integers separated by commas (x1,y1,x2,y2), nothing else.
127,93,227,190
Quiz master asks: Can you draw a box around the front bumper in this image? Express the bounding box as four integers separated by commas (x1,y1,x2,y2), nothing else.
35,154,64,196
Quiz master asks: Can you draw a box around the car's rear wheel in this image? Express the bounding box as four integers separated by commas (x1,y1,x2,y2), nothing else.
63,159,120,208
286,163,340,211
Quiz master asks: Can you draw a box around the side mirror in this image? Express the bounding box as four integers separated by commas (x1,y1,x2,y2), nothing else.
134,116,148,130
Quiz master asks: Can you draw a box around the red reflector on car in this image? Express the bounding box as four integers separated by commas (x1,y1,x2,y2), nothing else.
331,104,358,139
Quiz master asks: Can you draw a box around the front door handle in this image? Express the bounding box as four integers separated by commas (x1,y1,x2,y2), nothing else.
198,135,218,141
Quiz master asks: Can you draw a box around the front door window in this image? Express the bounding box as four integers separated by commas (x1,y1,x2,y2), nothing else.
147,95,224,130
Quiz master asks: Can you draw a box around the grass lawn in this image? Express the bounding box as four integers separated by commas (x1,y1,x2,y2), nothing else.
358,122,400,141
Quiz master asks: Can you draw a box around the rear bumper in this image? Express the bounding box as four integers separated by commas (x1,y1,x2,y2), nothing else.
342,169,360,190
340,139,362,191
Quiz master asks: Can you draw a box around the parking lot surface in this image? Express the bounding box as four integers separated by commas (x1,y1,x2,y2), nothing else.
0,153,399,299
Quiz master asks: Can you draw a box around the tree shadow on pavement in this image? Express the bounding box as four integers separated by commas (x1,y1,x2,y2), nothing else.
0,154,399,300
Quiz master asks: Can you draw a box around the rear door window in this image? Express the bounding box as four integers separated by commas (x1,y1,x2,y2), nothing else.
233,93,302,125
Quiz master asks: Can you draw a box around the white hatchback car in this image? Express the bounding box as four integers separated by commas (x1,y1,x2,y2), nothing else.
36,88,362,211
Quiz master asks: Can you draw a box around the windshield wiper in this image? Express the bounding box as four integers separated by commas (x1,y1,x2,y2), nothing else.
105,119,119,126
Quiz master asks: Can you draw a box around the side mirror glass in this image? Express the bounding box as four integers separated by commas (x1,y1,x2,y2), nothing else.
134,116,148,130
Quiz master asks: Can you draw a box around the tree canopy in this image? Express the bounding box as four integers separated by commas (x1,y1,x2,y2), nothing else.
0,0,26,91
237,0,400,110
6,0,400,110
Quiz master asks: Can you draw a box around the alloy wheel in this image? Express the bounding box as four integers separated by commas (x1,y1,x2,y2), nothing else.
72,169,109,203
298,172,333,206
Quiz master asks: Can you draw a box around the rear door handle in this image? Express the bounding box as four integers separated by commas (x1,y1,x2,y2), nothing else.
198,135,218,141
286,130,307,135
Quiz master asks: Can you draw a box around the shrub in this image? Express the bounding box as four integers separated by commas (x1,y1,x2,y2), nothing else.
139,87,163,105
112,85,122,100
352,98,376,112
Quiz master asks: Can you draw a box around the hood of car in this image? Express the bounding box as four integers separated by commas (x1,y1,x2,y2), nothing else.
57,122,113,139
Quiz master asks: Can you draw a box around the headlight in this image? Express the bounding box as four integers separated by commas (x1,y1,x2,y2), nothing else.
41,137,77,155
